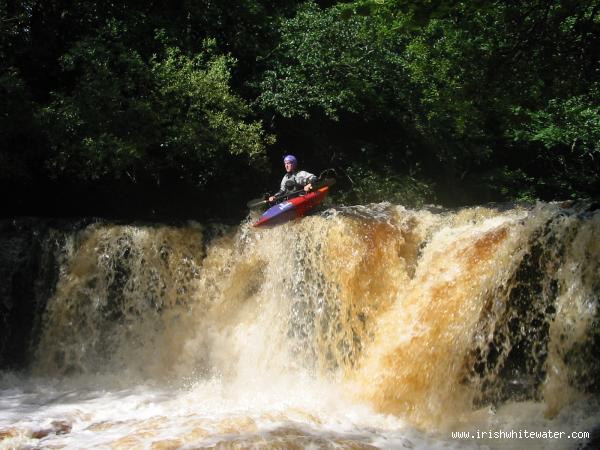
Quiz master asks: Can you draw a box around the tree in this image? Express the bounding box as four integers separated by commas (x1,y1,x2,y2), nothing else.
258,0,600,202
40,25,271,186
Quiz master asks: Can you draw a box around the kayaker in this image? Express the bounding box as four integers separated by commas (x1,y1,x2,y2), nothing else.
268,155,318,203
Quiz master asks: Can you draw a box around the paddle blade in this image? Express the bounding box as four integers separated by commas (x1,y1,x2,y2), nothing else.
246,197,268,209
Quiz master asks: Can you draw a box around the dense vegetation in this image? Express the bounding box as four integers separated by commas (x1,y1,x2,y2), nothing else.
2,0,599,218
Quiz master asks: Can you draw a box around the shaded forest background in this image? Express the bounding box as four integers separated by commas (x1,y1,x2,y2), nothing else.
2,0,599,220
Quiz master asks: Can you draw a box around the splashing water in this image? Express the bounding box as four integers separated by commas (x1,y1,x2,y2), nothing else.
1,202,599,449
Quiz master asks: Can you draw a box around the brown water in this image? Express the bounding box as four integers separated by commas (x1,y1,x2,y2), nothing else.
1,202,598,449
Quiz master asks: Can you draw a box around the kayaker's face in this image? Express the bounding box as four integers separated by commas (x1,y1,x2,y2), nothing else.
284,161,295,173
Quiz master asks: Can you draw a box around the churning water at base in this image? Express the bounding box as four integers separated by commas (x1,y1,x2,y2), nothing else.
1,374,597,449
1,202,599,449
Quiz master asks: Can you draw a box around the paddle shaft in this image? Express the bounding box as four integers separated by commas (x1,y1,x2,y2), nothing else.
247,178,335,209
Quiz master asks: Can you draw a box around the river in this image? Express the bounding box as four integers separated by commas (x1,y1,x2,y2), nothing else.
1,202,598,449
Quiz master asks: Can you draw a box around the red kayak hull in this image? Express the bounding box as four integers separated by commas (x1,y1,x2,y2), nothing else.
253,186,329,227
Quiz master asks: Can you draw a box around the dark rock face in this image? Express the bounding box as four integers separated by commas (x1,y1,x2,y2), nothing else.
0,219,91,369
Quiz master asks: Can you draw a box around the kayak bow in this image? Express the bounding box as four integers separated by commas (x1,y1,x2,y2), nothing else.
253,185,330,227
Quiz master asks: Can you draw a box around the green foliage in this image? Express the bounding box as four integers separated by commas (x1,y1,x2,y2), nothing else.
259,0,600,202
2,0,599,216
0,66,42,183
258,1,412,121
480,167,539,203
515,89,600,157
335,165,435,207
40,24,270,185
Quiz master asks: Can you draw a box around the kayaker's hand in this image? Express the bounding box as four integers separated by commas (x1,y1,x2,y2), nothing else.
268,195,276,203
304,183,312,192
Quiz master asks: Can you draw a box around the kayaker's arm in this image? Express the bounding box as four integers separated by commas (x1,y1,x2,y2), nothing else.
297,172,318,192
268,174,292,202
307,175,318,191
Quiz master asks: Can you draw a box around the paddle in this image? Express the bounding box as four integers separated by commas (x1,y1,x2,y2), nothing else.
246,178,335,209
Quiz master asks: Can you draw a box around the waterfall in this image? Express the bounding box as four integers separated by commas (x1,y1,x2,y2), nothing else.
0,202,598,448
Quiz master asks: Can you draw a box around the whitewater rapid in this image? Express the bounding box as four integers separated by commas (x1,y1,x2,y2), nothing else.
1,202,599,449
1,372,596,449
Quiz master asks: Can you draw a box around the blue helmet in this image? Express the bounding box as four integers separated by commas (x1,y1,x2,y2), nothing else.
283,154,297,167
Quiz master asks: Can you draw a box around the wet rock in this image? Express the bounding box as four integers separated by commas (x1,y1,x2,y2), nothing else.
31,420,72,439
0,427,21,440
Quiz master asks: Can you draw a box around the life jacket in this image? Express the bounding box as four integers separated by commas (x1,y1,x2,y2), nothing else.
275,170,317,196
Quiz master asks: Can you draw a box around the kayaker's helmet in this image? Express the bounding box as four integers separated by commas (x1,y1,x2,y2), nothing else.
283,155,297,168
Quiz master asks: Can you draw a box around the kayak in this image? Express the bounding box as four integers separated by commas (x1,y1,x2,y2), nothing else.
253,185,330,227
